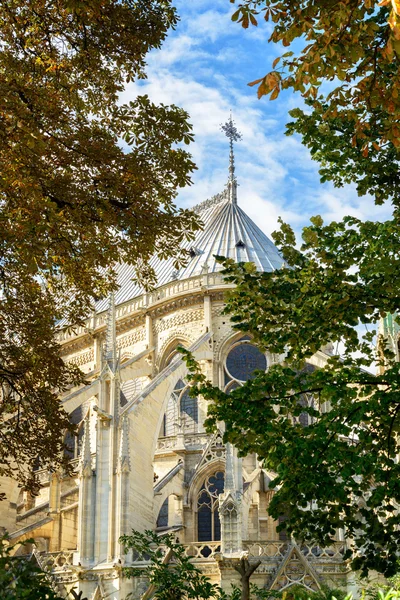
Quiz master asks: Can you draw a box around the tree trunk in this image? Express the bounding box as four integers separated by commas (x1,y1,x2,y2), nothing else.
234,556,261,600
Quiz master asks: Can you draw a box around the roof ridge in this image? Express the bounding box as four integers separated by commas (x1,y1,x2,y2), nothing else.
192,188,229,214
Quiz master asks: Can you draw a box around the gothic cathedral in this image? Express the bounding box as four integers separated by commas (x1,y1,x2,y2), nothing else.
0,133,350,599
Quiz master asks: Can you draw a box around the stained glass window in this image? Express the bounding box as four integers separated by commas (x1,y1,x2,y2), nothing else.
163,394,177,437
64,406,85,459
180,388,198,434
156,497,169,528
226,343,267,382
224,338,267,393
160,378,198,437
197,471,224,542
297,393,314,427
278,515,288,541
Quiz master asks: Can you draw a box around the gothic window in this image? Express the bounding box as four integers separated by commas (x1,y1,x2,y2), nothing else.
161,378,198,437
197,471,224,542
180,387,198,434
296,393,315,427
163,393,177,437
162,340,186,371
224,337,267,391
120,377,147,407
63,406,85,459
278,515,288,541
156,497,169,529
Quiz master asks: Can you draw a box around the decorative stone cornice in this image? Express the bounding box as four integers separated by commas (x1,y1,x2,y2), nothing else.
58,273,232,350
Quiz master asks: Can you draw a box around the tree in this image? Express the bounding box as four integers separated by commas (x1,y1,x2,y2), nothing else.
234,557,261,600
120,530,223,600
181,237,400,577
0,1,200,493
181,0,400,579
229,0,400,202
0,535,64,600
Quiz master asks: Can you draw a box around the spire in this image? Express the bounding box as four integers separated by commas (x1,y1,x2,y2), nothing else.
117,416,131,473
225,442,235,491
104,291,117,369
80,412,92,477
220,113,242,205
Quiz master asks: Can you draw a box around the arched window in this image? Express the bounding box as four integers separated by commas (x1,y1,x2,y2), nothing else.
156,497,169,529
296,393,315,427
120,377,147,407
224,336,267,392
278,515,288,541
180,386,198,434
160,340,186,371
197,471,224,542
161,378,198,437
64,406,86,459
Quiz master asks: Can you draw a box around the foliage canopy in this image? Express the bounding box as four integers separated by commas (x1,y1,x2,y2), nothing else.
202,0,400,579
120,530,223,600
0,0,200,492
181,238,400,577
229,0,400,203
0,535,63,600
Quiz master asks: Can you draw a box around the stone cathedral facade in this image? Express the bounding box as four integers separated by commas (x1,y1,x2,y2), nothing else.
0,149,350,599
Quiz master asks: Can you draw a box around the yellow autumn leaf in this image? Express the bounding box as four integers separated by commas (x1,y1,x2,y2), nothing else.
270,88,279,100
248,77,264,87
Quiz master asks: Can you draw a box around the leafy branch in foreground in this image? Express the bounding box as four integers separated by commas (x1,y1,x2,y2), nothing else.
0,0,201,492
180,215,400,578
228,0,400,204
0,535,63,600
120,530,223,600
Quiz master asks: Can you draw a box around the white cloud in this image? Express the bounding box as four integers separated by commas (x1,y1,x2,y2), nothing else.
119,0,391,244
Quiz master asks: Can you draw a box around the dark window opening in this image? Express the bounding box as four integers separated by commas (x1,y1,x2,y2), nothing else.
226,343,267,382
156,498,169,528
197,471,224,542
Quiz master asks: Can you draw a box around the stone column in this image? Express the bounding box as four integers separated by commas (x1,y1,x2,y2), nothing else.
204,294,212,332
48,471,62,552
78,414,95,564
93,374,117,564
114,415,131,559
219,443,242,555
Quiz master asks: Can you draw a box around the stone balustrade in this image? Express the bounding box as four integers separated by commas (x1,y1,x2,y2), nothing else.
156,433,210,453
184,542,221,560
298,541,347,562
38,540,346,575
243,540,347,562
57,271,232,345
242,540,290,559
39,550,75,571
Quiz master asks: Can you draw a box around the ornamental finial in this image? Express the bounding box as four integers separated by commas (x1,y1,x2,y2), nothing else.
220,113,242,204
104,291,117,370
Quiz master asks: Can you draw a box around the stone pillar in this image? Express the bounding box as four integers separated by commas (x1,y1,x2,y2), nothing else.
93,336,101,370
145,314,153,349
78,413,95,564
48,472,61,552
171,495,183,527
93,373,118,564
220,443,242,555
204,294,212,332
114,415,131,559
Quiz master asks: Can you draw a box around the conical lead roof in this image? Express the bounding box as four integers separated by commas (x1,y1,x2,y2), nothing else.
95,189,284,312
95,119,284,312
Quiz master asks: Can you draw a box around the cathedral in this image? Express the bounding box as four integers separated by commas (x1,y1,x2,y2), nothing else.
0,129,350,599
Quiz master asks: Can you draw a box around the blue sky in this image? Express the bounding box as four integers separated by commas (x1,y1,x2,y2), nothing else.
122,0,392,240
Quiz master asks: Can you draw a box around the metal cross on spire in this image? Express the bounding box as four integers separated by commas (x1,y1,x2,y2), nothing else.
220,113,242,204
